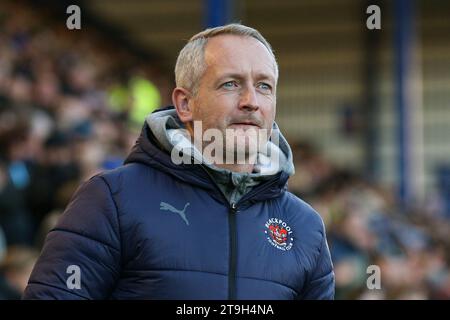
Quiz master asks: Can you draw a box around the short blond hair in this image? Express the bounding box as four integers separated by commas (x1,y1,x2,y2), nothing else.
174,23,278,96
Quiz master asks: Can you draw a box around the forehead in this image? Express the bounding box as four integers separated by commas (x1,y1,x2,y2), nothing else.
203,34,276,80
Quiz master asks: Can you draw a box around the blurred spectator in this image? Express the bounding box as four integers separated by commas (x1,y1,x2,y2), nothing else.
0,246,38,299
0,113,35,246
289,141,450,299
34,210,61,251
0,227,5,262
0,0,165,254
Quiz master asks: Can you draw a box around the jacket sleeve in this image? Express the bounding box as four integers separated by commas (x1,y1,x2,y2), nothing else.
23,176,121,300
299,225,335,300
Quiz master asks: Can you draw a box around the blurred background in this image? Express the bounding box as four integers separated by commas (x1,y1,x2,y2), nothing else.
0,0,449,299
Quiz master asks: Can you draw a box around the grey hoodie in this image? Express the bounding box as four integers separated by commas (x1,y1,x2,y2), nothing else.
146,108,295,204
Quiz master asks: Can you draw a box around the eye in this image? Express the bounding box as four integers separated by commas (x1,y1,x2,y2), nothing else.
257,82,272,91
222,81,238,89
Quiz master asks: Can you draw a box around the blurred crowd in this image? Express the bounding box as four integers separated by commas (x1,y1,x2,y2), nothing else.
289,142,450,299
0,1,168,298
1,0,449,300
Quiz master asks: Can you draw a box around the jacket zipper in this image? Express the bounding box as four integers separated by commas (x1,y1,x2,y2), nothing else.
197,164,282,300
228,202,238,300
226,179,282,299
197,164,238,300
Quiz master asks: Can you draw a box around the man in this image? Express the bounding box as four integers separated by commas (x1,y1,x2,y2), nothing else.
23,24,335,300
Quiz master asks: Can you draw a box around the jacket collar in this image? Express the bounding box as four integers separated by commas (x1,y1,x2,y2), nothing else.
124,106,292,206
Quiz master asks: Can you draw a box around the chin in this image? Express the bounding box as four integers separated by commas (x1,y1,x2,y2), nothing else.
226,136,260,157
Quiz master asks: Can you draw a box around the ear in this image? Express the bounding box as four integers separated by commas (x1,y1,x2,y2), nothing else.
172,87,193,123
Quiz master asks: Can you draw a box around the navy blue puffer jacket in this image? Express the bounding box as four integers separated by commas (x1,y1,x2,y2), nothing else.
23,112,334,300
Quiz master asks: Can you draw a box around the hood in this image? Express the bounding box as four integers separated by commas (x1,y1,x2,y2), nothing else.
125,106,294,206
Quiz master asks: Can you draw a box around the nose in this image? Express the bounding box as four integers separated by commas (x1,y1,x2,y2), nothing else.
238,86,259,112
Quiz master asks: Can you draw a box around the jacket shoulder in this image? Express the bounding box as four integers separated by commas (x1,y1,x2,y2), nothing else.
95,162,159,193
283,191,326,232
97,162,151,179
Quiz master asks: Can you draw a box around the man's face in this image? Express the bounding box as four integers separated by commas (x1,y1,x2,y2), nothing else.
189,34,277,159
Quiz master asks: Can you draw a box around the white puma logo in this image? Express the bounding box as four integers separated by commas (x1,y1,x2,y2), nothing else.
160,202,190,226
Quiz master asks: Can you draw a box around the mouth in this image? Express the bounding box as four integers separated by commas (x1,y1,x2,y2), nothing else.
229,121,261,129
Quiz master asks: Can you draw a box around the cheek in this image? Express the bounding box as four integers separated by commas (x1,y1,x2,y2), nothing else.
261,99,276,121
199,95,234,123
192,104,223,129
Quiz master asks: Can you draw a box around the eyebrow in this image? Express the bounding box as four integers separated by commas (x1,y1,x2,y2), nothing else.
216,72,276,85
